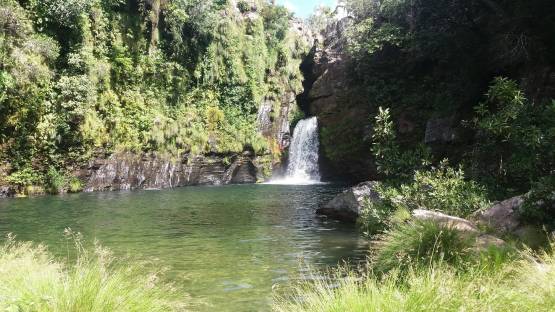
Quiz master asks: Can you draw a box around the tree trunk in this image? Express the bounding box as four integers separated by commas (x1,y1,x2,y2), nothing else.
149,0,161,55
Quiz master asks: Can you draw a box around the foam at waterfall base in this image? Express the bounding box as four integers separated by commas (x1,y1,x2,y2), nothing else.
270,117,322,185
264,177,326,186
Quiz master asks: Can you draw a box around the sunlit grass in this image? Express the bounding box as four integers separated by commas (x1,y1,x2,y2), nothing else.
275,221,553,312
0,232,186,312
274,247,555,312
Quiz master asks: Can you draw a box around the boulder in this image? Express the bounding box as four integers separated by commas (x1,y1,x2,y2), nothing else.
475,234,506,250
317,181,381,222
412,209,506,250
476,196,524,234
412,209,479,233
0,186,15,198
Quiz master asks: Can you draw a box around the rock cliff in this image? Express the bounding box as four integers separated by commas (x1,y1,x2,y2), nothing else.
77,153,259,192
300,17,375,182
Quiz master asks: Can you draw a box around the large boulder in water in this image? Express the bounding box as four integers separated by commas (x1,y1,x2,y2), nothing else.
317,181,381,222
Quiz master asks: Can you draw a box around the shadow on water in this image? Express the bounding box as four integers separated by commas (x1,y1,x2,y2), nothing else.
0,184,368,311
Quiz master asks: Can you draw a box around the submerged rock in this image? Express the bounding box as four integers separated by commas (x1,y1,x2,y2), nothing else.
317,181,381,222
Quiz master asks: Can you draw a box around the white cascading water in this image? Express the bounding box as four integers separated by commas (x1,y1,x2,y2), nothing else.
269,117,321,185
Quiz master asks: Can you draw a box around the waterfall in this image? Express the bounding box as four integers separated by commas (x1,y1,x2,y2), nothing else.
269,117,321,185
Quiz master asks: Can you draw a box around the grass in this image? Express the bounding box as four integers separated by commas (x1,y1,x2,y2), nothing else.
372,220,476,273
274,247,555,312
0,233,186,312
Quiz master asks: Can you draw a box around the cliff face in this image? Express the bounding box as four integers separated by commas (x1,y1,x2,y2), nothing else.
301,18,376,182
77,153,259,192
301,1,555,184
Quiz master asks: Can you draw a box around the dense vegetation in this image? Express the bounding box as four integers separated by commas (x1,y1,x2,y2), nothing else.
325,0,555,226
0,0,307,193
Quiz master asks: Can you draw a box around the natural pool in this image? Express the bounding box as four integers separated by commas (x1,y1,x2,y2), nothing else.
0,184,368,311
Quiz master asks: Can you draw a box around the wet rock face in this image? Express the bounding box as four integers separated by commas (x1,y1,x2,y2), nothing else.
78,153,259,192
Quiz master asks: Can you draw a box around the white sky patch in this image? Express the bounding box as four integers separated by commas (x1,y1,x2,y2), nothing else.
283,0,298,13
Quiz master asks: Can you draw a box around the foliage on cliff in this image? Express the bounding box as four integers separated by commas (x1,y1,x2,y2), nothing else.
0,0,307,188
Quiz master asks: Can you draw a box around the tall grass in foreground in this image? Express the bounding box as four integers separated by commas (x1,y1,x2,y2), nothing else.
274,248,555,312
0,234,185,311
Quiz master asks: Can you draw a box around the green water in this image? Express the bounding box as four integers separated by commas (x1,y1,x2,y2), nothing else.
0,184,368,311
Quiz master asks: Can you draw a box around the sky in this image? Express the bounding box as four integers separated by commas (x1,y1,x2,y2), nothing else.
275,0,338,18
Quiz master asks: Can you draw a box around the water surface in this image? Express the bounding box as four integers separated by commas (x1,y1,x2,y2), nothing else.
0,185,367,311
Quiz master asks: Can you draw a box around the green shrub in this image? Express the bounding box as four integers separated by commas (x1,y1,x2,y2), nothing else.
372,221,476,273
358,192,397,236
392,163,490,217
471,78,555,197
6,168,43,190
0,235,184,311
520,176,555,229
237,1,251,13
68,177,84,193
371,107,431,180
359,163,489,235
45,167,66,194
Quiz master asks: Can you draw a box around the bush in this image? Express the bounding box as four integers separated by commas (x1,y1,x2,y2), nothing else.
372,221,476,273
359,162,489,235
358,192,397,236
371,107,431,180
5,168,43,190
471,78,555,197
520,176,555,229
392,163,490,217
68,177,84,193
0,234,184,311
45,166,66,194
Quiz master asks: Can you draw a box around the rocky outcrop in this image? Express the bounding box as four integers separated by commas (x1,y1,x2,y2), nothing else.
317,181,381,222
0,186,15,198
77,153,259,193
476,196,525,234
412,209,479,233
